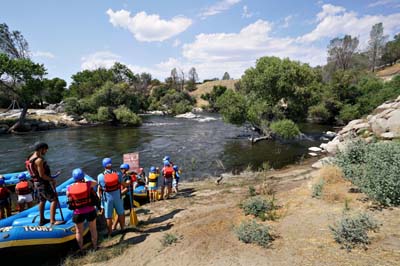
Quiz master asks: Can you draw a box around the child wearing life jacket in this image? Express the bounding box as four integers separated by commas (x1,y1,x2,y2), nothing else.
0,177,12,219
172,165,181,194
15,172,34,212
161,160,174,200
67,168,99,251
148,166,159,202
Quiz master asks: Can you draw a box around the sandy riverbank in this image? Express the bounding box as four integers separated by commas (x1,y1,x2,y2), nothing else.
62,157,399,266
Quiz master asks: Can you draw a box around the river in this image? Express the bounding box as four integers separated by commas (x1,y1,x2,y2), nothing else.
0,113,333,183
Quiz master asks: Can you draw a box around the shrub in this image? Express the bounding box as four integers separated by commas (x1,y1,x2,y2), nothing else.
311,178,325,198
235,220,273,248
96,106,111,122
161,233,179,246
240,195,277,220
339,104,360,124
329,212,379,251
248,186,256,197
335,140,400,206
308,103,331,123
269,119,300,139
113,105,142,126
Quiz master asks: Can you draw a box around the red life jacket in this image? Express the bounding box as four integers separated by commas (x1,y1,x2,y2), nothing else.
104,172,120,192
68,182,93,210
130,173,137,183
0,187,10,200
163,166,174,178
16,181,32,195
25,157,39,182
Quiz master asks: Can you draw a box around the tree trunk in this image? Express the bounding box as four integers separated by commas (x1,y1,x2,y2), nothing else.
8,104,28,133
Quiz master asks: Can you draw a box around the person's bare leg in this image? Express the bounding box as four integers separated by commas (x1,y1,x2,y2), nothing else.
89,219,98,249
118,214,125,231
50,201,57,224
106,218,113,237
75,222,85,250
39,201,46,223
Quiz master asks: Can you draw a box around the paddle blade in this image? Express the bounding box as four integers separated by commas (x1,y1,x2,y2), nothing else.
130,208,138,226
133,200,140,208
113,209,117,220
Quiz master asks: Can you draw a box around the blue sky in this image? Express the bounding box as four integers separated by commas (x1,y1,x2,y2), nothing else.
1,0,400,85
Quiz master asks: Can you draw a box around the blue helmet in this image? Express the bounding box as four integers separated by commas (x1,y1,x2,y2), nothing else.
150,166,156,173
0,179,4,185
163,160,170,166
163,156,170,161
72,168,85,181
102,157,112,168
120,163,130,170
18,173,27,180
173,165,179,171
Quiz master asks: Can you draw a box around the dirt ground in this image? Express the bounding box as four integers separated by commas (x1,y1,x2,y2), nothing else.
75,158,399,266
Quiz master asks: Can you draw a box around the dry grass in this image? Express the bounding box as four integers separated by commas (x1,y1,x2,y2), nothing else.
318,165,344,184
189,79,238,107
376,63,400,77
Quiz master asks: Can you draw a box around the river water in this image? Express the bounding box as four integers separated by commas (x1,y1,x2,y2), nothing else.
0,113,332,183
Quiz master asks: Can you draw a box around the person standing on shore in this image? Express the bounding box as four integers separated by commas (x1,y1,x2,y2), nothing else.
148,166,159,202
67,168,98,251
25,142,63,226
97,157,128,237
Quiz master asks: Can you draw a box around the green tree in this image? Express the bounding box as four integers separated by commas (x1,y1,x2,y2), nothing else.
216,90,247,125
222,72,230,80
186,67,198,91
0,54,46,132
200,85,227,111
368,23,387,72
68,68,114,98
0,23,29,59
382,33,400,65
111,62,137,85
42,77,67,104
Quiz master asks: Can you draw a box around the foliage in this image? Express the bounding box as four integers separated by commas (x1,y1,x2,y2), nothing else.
96,106,112,122
311,178,325,198
269,119,300,139
200,85,227,111
0,23,29,59
222,72,230,80
382,33,400,65
368,22,387,72
308,103,331,123
329,212,379,251
216,90,247,125
248,186,257,197
68,68,114,98
240,195,277,220
339,104,360,124
335,140,400,206
42,77,67,104
113,105,142,126
235,220,273,248
161,233,179,246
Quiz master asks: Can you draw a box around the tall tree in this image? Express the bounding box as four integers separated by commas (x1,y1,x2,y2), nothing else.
222,72,230,80
382,33,400,66
0,54,46,132
368,22,387,72
186,67,198,91
0,23,29,59
170,68,179,90
327,35,359,71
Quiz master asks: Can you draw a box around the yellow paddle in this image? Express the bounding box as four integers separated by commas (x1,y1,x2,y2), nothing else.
128,184,138,226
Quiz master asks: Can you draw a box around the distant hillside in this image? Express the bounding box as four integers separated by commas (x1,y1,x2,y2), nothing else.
190,79,239,107
376,63,400,81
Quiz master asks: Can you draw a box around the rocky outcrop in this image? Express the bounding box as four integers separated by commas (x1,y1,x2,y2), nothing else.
320,95,400,155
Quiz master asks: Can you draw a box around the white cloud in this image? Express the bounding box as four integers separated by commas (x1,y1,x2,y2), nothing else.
31,51,55,59
173,39,181,47
199,0,241,19
282,15,293,28
81,51,121,70
106,9,192,42
299,4,400,46
368,0,400,8
242,5,253,18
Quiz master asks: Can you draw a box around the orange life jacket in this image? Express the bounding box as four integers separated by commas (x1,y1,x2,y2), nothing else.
104,172,120,192
163,166,174,178
68,182,93,209
16,181,32,195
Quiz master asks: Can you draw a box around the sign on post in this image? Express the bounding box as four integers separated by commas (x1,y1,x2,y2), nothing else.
123,152,140,173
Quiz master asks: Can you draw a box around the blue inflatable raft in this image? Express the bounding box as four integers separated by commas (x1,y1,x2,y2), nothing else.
0,174,98,258
1,170,31,187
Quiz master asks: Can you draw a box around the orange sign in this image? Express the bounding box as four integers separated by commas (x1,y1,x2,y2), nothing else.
123,152,140,173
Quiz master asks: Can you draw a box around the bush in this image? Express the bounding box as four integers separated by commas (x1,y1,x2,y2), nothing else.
235,220,273,248
335,140,400,206
269,119,300,139
161,233,179,246
113,105,142,126
96,106,111,122
240,195,277,220
329,212,379,251
339,104,360,124
308,103,331,123
311,178,325,198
